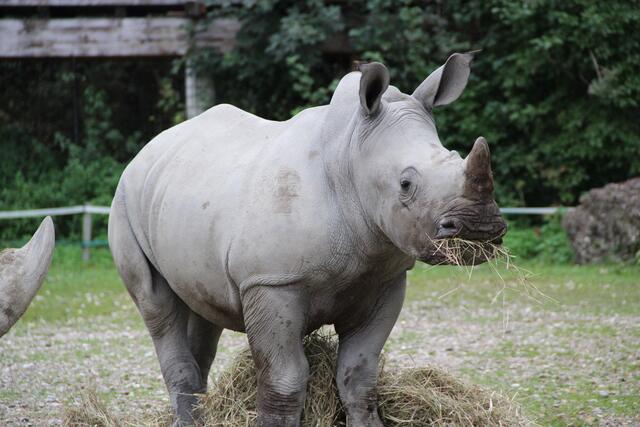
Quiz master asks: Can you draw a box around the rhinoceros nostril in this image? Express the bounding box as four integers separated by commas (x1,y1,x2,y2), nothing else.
440,219,457,230
436,218,460,239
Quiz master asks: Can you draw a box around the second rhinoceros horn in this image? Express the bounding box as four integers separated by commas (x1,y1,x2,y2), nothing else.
0,216,55,337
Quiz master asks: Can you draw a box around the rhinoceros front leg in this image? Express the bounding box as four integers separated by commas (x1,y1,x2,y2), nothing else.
242,285,310,427
335,276,406,427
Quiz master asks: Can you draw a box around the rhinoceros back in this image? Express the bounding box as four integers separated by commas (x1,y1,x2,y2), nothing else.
118,104,287,277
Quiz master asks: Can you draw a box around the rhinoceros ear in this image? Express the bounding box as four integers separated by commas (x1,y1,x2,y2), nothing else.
358,62,390,116
412,52,474,109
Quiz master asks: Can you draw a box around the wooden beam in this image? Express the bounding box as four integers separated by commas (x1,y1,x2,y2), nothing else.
0,1,192,6
0,17,239,58
192,17,240,53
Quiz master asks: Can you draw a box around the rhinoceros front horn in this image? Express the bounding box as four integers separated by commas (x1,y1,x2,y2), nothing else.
464,137,494,197
0,216,55,337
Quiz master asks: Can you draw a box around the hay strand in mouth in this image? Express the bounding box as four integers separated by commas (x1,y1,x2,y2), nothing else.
428,236,505,268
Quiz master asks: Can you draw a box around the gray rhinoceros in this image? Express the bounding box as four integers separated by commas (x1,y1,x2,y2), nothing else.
1,216,55,337
108,53,506,426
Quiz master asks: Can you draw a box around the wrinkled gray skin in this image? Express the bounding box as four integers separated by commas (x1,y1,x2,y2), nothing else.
108,53,506,426
0,216,55,338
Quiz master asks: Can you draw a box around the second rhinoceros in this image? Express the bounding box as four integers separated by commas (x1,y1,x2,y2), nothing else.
108,52,507,426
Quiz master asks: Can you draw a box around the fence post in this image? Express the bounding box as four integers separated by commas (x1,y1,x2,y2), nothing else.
82,204,92,263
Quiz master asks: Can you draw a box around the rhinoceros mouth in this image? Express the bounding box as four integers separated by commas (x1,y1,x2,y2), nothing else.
418,237,503,266
435,196,507,241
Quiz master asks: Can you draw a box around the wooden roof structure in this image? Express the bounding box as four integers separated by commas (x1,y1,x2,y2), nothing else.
0,0,240,117
0,0,240,58
1,1,197,5
0,1,350,117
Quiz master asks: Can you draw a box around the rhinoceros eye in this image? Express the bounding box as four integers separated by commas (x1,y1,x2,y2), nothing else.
399,167,419,204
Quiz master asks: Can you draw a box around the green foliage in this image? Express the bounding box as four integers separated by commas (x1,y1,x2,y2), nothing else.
199,0,640,207
0,60,184,240
198,0,347,118
2,0,639,254
503,215,574,264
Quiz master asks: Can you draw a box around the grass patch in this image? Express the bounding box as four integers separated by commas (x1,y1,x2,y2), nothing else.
465,372,640,427
19,244,640,324
9,242,640,426
13,245,138,330
0,389,21,401
407,262,640,315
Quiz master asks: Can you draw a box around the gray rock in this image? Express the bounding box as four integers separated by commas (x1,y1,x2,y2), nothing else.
563,178,640,263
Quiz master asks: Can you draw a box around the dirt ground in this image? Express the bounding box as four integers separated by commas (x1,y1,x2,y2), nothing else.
1,288,638,426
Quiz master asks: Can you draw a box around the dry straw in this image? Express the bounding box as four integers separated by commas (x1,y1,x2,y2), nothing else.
63,389,120,427
64,333,530,427
63,388,172,427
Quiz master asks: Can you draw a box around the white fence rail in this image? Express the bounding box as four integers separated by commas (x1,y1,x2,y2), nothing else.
0,204,110,219
0,204,110,262
499,207,570,215
0,204,572,262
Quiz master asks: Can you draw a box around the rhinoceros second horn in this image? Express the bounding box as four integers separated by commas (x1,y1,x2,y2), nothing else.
0,216,55,337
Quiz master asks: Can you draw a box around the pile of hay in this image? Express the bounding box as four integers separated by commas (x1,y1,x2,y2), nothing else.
64,333,529,427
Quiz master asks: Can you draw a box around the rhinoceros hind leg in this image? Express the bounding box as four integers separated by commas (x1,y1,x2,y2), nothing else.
188,310,223,389
242,285,310,427
109,197,215,426
142,273,206,427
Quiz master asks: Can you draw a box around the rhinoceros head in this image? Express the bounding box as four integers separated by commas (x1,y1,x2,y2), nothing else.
344,53,507,265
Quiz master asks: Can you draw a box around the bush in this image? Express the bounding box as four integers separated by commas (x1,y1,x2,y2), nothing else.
0,60,184,240
199,0,640,207
2,1,639,246
503,215,574,263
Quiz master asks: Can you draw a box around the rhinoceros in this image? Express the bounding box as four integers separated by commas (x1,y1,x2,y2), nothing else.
108,52,506,426
0,216,55,337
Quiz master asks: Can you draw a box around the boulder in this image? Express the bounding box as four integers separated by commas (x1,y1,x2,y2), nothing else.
563,178,640,263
